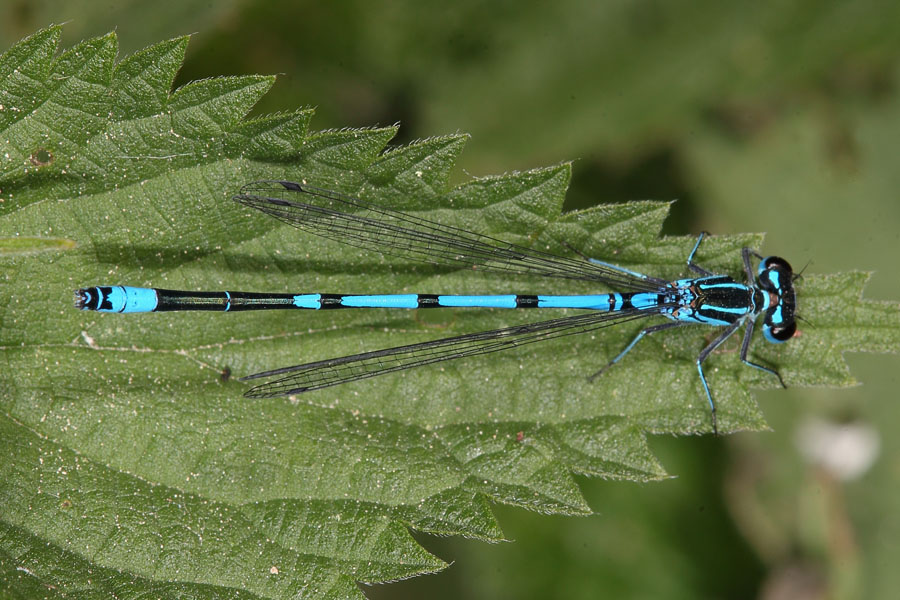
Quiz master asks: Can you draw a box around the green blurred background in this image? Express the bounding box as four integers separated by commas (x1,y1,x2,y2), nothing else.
4,1,899,598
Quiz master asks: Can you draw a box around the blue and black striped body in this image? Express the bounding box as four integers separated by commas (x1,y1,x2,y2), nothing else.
76,278,759,323
74,180,799,434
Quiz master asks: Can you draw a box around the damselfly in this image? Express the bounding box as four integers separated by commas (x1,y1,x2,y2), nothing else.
75,180,798,433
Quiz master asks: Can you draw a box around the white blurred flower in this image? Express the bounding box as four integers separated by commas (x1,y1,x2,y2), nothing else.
794,418,880,480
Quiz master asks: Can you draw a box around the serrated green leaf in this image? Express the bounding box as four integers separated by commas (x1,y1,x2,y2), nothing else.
1,27,899,599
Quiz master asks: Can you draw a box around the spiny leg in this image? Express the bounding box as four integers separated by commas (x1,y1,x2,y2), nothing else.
585,231,716,279
741,246,763,281
695,319,744,435
738,319,788,388
687,232,714,276
588,320,690,382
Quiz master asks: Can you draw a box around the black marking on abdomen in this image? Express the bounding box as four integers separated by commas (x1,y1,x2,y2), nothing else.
318,294,348,309
516,295,539,308
417,294,441,308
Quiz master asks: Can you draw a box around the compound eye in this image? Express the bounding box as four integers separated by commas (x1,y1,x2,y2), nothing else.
757,256,794,291
760,256,793,275
765,321,797,342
